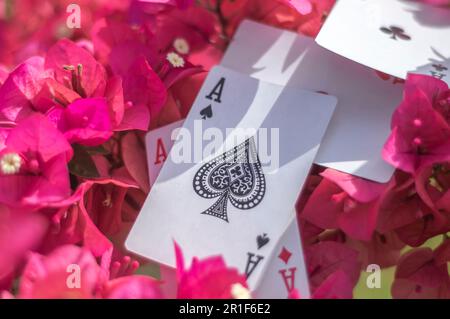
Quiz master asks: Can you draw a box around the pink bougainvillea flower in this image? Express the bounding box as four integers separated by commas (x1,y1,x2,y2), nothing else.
321,168,387,202
45,38,107,99
17,245,106,299
43,38,148,132
170,72,208,118
0,113,72,208
419,0,450,6
91,20,163,130
83,177,140,238
0,207,48,290
108,255,140,280
0,56,51,121
346,231,406,269
42,174,141,258
138,0,193,10
305,240,361,296
0,0,129,68
158,51,203,89
94,15,203,89
151,92,183,128
0,38,146,133
391,247,450,299
120,132,150,193
395,212,450,247
122,56,167,122
383,74,450,174
42,198,112,258
375,170,450,247
0,64,9,85
434,236,450,265
104,76,125,129
415,162,450,217
154,6,218,55
311,270,354,299
296,0,336,36
376,172,425,233
92,15,203,118
220,0,305,37
91,17,156,70
289,270,353,299
296,167,327,209
278,0,313,15
48,98,113,146
301,168,387,241
175,243,250,299
101,275,163,299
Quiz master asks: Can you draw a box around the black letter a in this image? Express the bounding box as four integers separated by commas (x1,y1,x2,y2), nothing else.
245,253,264,279
205,77,225,103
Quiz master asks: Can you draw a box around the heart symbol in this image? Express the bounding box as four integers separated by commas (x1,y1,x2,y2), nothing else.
257,233,269,249
200,105,213,120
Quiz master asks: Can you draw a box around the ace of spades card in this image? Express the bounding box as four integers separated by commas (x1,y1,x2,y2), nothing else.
126,66,337,289
145,122,310,298
316,0,450,84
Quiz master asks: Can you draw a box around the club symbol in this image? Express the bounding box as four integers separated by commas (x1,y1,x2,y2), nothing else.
193,137,266,222
380,25,411,41
200,105,213,120
257,233,270,249
432,64,448,72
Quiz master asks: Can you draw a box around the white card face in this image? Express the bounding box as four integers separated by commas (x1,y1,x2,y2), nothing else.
221,20,404,182
253,215,310,299
316,0,450,84
126,66,336,288
146,122,309,298
146,120,184,187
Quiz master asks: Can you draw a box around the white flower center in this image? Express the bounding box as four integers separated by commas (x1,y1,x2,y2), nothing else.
173,38,190,55
166,52,185,68
103,193,113,207
230,283,251,299
0,153,22,175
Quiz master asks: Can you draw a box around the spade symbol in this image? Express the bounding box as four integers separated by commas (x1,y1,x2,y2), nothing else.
200,105,213,120
193,137,266,222
257,233,270,249
380,25,411,41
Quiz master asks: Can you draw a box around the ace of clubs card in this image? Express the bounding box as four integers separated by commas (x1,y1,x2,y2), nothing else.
316,0,450,84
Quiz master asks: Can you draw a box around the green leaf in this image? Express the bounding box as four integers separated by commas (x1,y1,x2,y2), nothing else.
69,144,100,178
84,145,110,155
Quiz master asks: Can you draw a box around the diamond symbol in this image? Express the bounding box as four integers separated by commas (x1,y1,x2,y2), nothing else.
278,247,292,264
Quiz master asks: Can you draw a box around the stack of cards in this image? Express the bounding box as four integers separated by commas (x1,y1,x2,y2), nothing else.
127,66,337,298
127,0,450,299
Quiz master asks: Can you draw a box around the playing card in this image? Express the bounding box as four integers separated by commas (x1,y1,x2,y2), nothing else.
126,65,337,288
252,214,310,299
146,120,184,187
316,0,450,84
221,20,404,182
